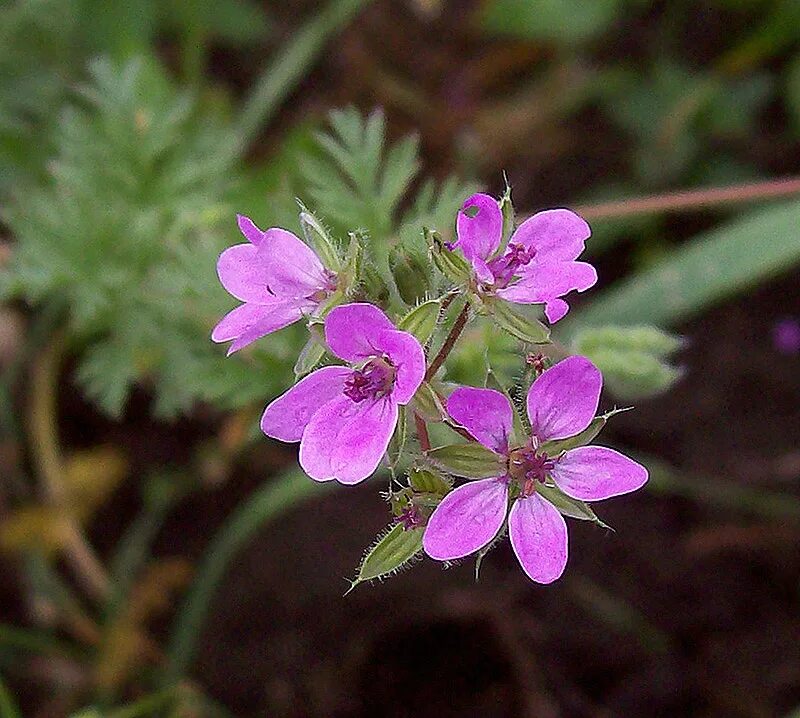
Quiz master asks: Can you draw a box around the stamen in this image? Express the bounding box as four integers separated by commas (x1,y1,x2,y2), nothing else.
487,242,536,288
343,357,396,402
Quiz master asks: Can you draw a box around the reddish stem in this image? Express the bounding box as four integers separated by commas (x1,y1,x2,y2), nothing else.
414,412,431,452
425,304,470,381
531,176,800,221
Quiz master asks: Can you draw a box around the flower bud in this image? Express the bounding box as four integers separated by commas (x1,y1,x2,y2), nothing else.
390,247,432,305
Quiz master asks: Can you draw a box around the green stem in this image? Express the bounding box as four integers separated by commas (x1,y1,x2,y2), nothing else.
106,688,178,718
0,673,20,718
163,466,327,684
236,0,372,150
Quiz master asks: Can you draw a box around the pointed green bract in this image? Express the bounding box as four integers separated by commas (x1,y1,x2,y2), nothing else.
348,523,424,591
338,233,363,296
293,335,326,379
398,299,440,345
408,466,451,496
298,206,341,272
427,443,506,479
536,483,612,530
484,298,551,344
387,406,407,471
410,382,447,422
425,228,472,284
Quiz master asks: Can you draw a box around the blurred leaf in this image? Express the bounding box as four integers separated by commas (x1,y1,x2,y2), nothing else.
2,56,290,417
481,0,624,44
567,200,800,328
0,507,72,556
786,53,800,129
64,446,129,522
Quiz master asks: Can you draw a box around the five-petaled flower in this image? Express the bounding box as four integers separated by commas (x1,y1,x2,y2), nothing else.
212,215,337,354
450,193,597,323
260,303,425,484
422,356,648,583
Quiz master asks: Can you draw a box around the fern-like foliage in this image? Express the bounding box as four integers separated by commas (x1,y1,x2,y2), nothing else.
2,57,294,417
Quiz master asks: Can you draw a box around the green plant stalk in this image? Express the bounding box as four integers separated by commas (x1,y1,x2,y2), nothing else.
0,673,21,718
0,623,86,661
163,467,328,683
236,0,373,149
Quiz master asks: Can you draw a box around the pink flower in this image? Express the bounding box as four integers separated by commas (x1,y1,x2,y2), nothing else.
423,356,648,583
260,303,425,484
450,193,597,323
212,215,337,354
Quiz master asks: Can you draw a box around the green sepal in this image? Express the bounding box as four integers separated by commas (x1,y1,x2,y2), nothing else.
484,297,551,344
298,204,341,272
398,299,441,345
293,325,327,379
427,443,506,479
425,227,472,284
390,247,432,305
497,178,515,255
409,466,451,496
410,382,447,422
485,368,528,443
387,405,407,471
347,523,424,592
536,483,613,530
338,233,364,297
539,407,631,454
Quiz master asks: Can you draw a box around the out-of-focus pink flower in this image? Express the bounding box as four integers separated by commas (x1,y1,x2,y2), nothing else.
423,356,647,584
772,317,800,355
449,193,597,323
212,215,337,354
260,303,425,485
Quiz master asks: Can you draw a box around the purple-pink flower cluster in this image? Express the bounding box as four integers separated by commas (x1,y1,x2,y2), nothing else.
212,191,649,585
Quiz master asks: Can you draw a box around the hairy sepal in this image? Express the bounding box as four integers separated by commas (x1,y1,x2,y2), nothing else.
536,483,613,530
484,297,551,344
298,204,341,272
426,443,506,479
398,299,440,345
347,523,424,592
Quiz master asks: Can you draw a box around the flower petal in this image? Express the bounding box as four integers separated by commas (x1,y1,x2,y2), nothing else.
324,303,396,362
423,477,508,560
551,446,649,501
299,395,398,484
526,355,602,442
212,301,307,354
447,387,514,455
372,329,426,404
511,209,590,262
257,228,329,298
260,366,353,442
496,260,597,307
453,193,503,264
237,214,264,246
508,494,568,584
544,298,570,323
216,244,273,303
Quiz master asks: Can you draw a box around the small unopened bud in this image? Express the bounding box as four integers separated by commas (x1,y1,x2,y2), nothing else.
526,352,548,376
390,247,431,305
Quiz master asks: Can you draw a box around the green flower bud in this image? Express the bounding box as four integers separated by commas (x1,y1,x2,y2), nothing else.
390,247,432,305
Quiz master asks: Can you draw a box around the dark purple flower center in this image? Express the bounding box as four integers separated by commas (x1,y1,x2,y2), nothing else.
487,242,535,288
343,357,396,402
394,505,423,530
508,445,555,497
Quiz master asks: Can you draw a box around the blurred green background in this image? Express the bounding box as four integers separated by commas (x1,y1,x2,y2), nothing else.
1,0,799,716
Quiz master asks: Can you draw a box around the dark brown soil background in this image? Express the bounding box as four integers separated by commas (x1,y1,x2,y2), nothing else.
4,1,800,716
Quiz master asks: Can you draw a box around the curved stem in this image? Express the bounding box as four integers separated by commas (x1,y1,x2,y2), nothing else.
425,304,470,381
27,333,109,602
565,176,800,221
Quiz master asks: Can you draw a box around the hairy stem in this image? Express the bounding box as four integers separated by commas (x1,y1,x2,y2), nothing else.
27,333,110,602
426,304,470,381
566,176,800,220
413,412,431,452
